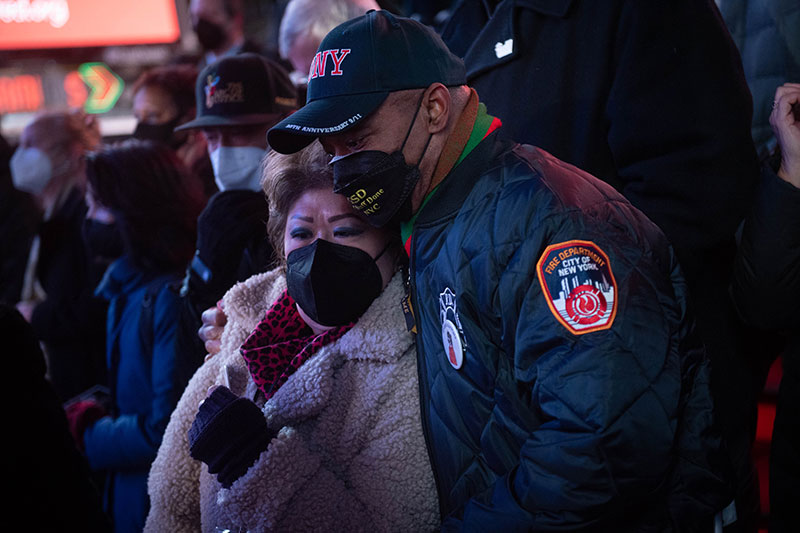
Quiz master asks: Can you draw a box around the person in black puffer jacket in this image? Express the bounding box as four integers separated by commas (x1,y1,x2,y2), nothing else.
731,83,800,533
718,0,800,159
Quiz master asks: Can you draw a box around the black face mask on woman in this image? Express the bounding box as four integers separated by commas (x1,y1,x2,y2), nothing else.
132,115,184,149
82,218,124,260
286,239,390,327
332,96,431,228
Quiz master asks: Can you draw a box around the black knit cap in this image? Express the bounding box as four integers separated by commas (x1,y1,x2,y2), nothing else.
176,53,298,131
267,9,466,154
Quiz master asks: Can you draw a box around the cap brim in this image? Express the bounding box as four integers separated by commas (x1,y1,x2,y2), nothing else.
174,112,284,132
267,91,389,154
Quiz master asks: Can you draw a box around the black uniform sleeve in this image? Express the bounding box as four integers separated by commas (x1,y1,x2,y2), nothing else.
731,164,800,331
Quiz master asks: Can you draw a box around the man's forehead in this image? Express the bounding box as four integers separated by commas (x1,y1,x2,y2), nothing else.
320,95,405,143
319,111,374,146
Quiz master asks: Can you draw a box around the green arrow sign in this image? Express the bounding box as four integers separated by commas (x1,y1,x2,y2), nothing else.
78,62,123,114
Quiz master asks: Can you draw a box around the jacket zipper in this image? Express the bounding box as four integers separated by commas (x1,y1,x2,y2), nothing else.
409,232,448,522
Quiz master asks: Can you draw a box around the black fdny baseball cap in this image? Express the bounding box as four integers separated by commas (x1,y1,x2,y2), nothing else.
176,53,297,131
267,10,466,154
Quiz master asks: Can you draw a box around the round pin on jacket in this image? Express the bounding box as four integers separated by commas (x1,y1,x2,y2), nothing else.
442,319,464,369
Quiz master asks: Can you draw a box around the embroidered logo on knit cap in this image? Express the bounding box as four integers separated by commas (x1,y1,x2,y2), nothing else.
204,75,244,108
536,240,618,335
177,53,297,131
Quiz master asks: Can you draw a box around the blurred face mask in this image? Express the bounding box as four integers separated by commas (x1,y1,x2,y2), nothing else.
10,147,53,195
132,115,184,149
82,218,124,260
209,146,265,192
193,17,226,51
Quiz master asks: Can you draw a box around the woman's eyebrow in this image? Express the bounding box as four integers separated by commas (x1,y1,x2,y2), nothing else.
290,214,314,223
328,213,360,223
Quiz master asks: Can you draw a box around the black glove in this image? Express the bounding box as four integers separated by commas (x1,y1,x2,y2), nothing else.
188,386,275,488
192,190,270,291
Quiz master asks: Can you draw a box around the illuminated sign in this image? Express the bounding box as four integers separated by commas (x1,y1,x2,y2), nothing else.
78,62,123,113
0,62,123,114
0,73,44,113
0,0,181,50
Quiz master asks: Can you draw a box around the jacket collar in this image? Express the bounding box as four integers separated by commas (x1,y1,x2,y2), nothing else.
95,255,149,301
225,269,412,365
264,272,413,425
221,270,414,425
413,131,514,229
461,0,574,79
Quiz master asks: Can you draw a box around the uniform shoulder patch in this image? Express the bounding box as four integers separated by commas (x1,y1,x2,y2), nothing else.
536,240,618,335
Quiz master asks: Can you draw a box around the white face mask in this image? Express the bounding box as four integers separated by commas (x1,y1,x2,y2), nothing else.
10,147,53,195
209,146,266,192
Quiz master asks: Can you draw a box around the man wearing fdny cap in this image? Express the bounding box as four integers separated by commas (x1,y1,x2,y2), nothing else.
176,52,297,368
268,10,734,531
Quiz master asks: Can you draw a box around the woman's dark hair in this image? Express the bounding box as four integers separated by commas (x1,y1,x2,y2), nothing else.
131,64,199,120
86,140,205,273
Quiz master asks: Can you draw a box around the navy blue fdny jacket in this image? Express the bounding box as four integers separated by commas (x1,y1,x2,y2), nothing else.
408,132,732,531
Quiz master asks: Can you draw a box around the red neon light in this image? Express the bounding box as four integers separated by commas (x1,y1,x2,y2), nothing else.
0,0,181,50
64,70,88,108
0,74,45,113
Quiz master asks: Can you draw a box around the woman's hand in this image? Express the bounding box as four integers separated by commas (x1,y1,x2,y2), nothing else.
198,301,227,359
771,82,800,188
187,386,275,488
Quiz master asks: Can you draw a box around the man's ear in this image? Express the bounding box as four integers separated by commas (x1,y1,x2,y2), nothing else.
423,83,451,134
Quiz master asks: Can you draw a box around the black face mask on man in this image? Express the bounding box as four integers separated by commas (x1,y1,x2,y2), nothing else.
332,95,431,228
193,17,226,51
286,239,390,327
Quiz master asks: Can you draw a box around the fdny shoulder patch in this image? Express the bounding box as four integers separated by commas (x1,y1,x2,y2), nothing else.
536,240,618,335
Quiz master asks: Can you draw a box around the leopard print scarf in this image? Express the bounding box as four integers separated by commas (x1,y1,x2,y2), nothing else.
239,290,353,400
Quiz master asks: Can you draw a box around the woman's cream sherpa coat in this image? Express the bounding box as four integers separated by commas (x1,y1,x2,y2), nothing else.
144,268,439,532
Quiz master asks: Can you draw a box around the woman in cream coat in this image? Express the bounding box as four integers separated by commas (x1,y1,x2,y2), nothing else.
145,142,439,532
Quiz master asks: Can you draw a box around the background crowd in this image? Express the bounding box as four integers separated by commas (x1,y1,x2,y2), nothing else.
1,0,798,532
